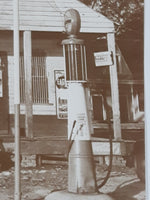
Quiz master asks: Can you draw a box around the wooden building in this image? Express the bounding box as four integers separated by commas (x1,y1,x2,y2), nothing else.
0,0,144,161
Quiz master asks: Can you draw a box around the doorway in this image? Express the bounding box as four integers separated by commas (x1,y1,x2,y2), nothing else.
119,95,129,122
92,95,104,121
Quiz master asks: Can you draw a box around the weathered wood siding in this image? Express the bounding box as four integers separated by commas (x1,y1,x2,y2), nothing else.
0,0,114,33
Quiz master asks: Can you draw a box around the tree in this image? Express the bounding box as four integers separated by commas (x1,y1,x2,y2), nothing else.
80,0,144,38
80,0,144,78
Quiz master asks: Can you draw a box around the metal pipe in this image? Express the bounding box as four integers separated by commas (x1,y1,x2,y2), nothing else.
74,44,78,80
14,105,21,200
67,45,71,81
83,45,87,80
80,45,84,80
13,0,21,199
70,44,75,80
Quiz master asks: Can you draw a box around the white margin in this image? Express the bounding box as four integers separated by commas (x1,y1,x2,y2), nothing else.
144,0,150,199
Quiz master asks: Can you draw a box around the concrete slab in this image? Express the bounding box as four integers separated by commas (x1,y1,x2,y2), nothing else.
45,191,115,200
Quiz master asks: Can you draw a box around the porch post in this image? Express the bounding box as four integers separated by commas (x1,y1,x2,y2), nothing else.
107,33,121,140
23,31,33,138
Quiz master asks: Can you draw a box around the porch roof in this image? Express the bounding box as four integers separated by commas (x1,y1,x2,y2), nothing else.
0,0,114,33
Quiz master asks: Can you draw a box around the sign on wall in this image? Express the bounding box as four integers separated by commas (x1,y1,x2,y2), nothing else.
94,51,113,67
55,70,68,119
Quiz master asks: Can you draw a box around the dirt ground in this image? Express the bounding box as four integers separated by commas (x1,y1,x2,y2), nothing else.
0,163,145,200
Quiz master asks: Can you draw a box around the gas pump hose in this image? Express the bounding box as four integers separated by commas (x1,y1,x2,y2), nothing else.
67,120,76,157
96,94,113,190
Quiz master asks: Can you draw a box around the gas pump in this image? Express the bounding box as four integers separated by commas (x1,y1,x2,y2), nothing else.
62,9,97,194
46,8,114,200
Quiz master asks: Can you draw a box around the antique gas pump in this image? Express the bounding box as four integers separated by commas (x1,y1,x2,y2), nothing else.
46,8,114,200
62,9,97,194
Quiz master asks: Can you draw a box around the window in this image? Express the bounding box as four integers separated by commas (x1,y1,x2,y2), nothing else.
20,54,49,104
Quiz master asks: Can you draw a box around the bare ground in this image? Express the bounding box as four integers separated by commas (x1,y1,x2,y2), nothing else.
0,164,145,200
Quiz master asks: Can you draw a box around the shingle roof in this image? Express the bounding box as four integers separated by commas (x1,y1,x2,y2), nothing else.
0,0,114,33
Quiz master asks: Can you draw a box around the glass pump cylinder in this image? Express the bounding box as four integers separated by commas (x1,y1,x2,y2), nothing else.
62,38,87,82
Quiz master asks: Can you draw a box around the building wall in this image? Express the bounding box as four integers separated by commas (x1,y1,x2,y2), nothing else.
0,31,144,138
0,32,66,116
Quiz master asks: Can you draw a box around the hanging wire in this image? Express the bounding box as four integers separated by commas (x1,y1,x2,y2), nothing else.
47,0,65,15
47,0,67,32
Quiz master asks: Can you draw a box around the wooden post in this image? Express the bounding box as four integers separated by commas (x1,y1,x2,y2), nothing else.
107,33,121,140
24,31,33,138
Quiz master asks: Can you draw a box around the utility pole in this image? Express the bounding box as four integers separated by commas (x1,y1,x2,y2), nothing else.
13,0,21,199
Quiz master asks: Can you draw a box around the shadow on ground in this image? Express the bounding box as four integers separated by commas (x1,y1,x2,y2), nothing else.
109,178,145,200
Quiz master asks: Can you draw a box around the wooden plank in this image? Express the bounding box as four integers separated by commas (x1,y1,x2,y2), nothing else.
0,5,55,12
24,31,33,138
0,7,12,12
0,26,12,31
0,19,113,30
20,139,68,155
0,11,62,16
0,16,63,22
0,14,113,25
0,15,113,28
92,122,144,130
107,33,122,140
20,138,130,156
0,10,108,19
0,24,114,33
20,22,111,28
2,26,114,33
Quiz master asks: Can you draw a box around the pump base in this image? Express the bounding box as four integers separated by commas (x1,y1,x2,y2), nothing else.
45,190,114,200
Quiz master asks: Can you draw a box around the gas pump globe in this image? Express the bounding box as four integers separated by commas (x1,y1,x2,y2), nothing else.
62,9,87,82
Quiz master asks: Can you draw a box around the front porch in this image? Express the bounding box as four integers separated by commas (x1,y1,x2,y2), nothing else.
2,115,144,163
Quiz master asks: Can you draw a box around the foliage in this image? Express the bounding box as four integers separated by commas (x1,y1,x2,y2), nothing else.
80,0,144,38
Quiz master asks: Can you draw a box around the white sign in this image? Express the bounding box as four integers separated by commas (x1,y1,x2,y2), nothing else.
94,51,113,67
55,70,68,119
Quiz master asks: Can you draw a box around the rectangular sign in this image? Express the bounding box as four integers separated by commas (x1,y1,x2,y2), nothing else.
55,70,68,119
94,51,113,67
